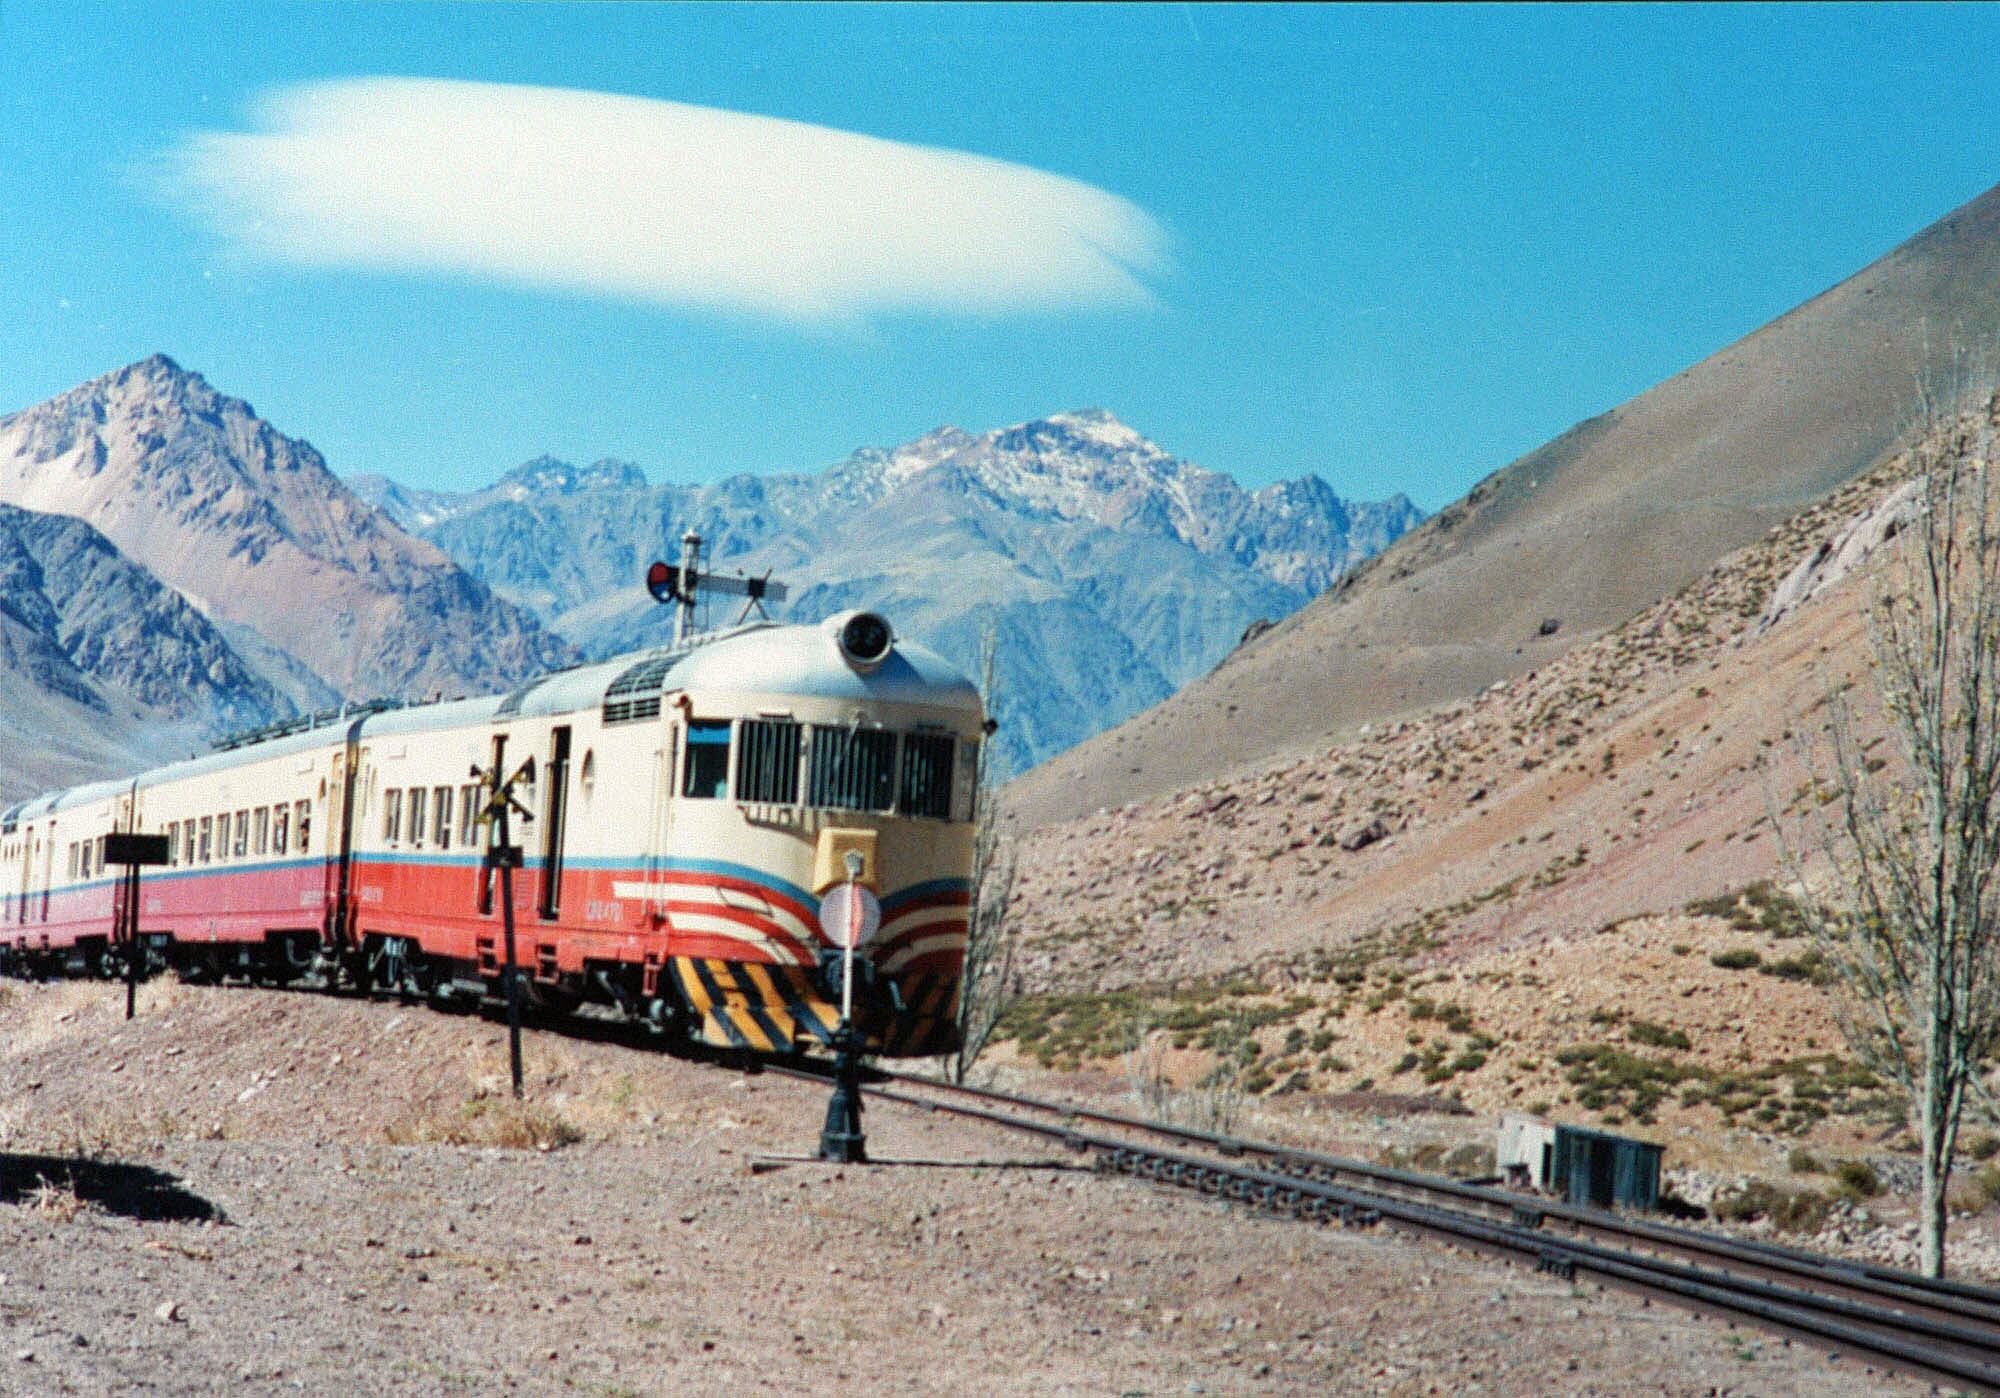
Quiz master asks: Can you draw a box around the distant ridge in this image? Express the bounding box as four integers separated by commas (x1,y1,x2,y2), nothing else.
357,410,1423,777
0,501,291,799
1007,179,2000,826
0,356,575,704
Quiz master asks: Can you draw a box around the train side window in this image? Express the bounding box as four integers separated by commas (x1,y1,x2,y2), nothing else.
198,816,212,864
384,789,403,845
66,842,78,880
166,822,179,867
233,811,249,859
214,811,230,861
296,800,311,855
254,808,269,856
184,820,196,866
408,788,428,850
273,804,289,856
433,785,451,849
682,721,732,799
459,785,478,849
899,733,955,820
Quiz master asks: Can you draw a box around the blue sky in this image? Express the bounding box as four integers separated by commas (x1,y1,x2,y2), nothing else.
4,4,2000,509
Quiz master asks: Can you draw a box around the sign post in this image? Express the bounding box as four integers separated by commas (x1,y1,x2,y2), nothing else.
473,736,537,1099
644,530,787,642
105,832,171,1020
816,852,880,1164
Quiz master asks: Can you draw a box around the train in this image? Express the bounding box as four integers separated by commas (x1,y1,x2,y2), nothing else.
0,606,984,1058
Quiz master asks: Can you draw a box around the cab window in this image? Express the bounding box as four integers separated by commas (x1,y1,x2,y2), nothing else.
809,726,897,813
899,733,955,820
682,721,732,799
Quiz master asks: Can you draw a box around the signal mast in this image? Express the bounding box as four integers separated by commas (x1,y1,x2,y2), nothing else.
646,530,787,643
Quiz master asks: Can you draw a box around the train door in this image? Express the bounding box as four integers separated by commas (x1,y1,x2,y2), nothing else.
19,831,36,925
112,793,134,936
647,716,678,874
538,726,572,919
38,823,53,922
327,743,358,946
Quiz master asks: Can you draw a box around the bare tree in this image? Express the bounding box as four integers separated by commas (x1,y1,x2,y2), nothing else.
948,626,1017,1084
1779,382,2000,1277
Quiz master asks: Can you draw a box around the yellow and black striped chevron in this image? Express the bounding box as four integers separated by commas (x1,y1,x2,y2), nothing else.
669,955,962,1058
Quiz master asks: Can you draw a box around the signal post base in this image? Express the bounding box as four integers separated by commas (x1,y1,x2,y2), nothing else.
818,1029,867,1164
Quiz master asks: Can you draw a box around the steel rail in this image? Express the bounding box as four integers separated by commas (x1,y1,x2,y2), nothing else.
869,1065,2000,1336
762,1064,2000,1394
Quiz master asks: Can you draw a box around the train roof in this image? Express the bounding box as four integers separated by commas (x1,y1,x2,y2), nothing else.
2,615,981,819
489,618,981,722
673,620,980,709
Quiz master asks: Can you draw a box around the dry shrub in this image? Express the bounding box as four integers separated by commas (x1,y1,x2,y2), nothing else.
1831,1159,1882,1200
1947,1176,1991,1217
384,1093,583,1151
27,1175,86,1223
44,1106,191,1159
1714,1180,1834,1234
1124,1027,1246,1135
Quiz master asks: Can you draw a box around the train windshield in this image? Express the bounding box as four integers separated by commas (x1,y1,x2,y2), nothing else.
809,726,897,813
899,733,954,820
677,718,971,818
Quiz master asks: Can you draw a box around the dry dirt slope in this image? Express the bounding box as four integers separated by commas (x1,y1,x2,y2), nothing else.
1010,178,2000,828
1008,428,1941,993
0,978,1910,1396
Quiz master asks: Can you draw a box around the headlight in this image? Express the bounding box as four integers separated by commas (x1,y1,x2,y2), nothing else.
829,611,893,668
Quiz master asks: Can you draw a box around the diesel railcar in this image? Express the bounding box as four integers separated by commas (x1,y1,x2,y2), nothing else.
0,610,982,1057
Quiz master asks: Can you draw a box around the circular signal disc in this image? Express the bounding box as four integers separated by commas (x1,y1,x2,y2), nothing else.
818,883,882,949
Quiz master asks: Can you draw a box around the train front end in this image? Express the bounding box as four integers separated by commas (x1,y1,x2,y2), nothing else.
647,611,985,1058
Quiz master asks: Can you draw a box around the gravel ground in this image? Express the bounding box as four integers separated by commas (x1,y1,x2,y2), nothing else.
0,981,1929,1395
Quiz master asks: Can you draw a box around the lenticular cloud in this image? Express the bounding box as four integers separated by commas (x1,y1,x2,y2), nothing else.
163,77,1168,324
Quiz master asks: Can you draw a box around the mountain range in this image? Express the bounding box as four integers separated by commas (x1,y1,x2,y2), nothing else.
354,410,1423,776
0,359,1418,798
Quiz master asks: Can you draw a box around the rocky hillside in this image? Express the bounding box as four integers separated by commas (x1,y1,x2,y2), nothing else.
357,410,1421,776
0,356,574,706
991,394,2000,1172
0,503,290,799
1009,178,2000,826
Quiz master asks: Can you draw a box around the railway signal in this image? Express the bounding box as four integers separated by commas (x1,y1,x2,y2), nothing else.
106,831,171,1020
471,736,536,1098
817,851,873,1163
645,530,787,642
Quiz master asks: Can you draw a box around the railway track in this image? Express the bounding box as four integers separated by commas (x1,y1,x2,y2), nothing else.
10,962,1997,1389
763,1059,2000,1394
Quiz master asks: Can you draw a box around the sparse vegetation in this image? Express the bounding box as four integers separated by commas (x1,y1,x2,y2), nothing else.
27,1174,87,1223
1624,1018,1691,1051
384,1093,583,1151
1685,881,1811,939
1773,381,2000,1276
1713,1180,1834,1234
1831,1159,1882,1200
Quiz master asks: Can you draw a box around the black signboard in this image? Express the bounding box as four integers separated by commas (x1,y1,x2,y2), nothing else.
104,833,172,866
